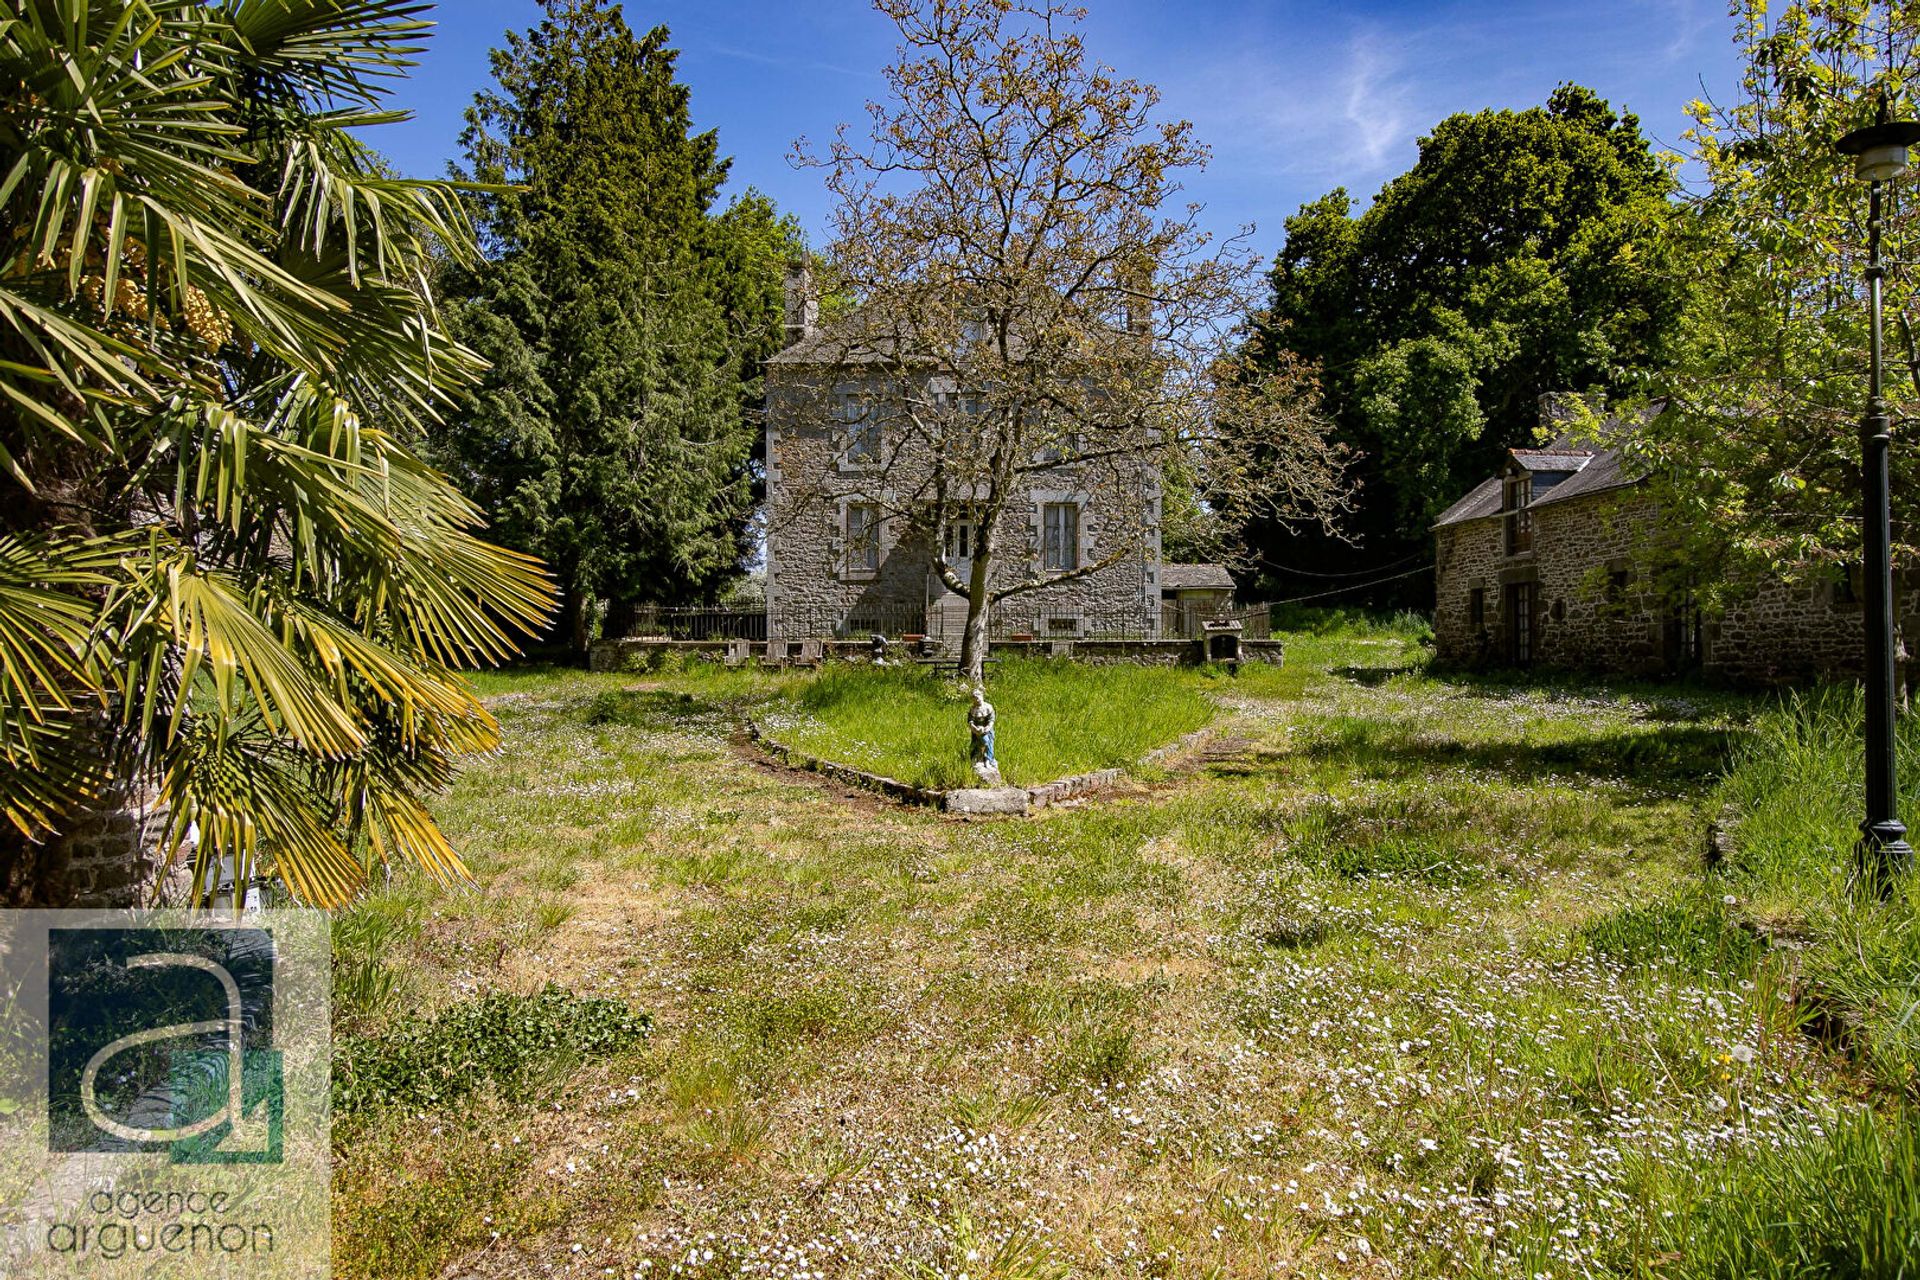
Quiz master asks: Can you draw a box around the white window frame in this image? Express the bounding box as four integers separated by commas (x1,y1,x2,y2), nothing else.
943,519,973,563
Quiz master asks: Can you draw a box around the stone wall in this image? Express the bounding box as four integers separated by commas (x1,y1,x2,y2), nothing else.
591,636,1284,671
763,365,1161,646
1,784,182,908
1435,481,1920,683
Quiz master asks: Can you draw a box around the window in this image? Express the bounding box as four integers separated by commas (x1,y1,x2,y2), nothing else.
1833,562,1863,608
839,392,880,464
1506,581,1534,666
1468,587,1486,629
1607,568,1631,603
943,520,972,562
1503,474,1533,554
845,504,880,574
1035,429,1084,465
1042,502,1079,572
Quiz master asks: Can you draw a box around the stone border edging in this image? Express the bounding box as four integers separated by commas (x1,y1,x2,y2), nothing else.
742,718,945,807
742,717,1218,816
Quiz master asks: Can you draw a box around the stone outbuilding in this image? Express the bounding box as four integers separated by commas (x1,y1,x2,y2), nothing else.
1160,562,1236,636
1432,395,1916,682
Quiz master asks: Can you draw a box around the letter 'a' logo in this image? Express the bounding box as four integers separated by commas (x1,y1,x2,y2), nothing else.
48,929,283,1165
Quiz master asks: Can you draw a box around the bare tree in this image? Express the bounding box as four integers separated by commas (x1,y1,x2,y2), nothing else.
791,0,1348,681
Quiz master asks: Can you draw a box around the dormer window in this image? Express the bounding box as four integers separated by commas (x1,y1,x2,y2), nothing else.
1503,471,1533,554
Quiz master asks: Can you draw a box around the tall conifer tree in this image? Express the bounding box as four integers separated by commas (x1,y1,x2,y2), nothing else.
438,0,796,653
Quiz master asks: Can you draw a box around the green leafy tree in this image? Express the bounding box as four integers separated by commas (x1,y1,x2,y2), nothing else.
1632,0,1920,596
0,1,554,904
1245,85,1684,596
438,0,799,654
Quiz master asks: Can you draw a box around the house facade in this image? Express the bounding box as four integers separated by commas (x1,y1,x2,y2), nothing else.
763,273,1228,648
1432,396,1915,682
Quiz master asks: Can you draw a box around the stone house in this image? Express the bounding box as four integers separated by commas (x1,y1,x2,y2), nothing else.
763,271,1230,649
1432,395,1916,682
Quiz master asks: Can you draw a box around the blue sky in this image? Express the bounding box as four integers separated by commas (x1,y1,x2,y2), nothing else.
375,0,1747,261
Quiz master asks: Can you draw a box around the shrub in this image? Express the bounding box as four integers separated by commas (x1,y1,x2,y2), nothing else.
334,985,650,1115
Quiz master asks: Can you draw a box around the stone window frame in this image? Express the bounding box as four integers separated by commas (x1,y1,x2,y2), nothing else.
1826,561,1865,612
834,385,883,473
839,499,884,581
1033,491,1087,574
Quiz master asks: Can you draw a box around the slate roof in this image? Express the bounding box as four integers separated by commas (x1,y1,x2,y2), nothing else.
767,309,1036,367
1431,418,1645,530
1160,563,1235,591
1510,451,1596,472
1431,476,1503,528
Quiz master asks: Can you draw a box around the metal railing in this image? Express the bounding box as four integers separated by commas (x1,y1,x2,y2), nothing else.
625,605,769,641
620,601,1277,644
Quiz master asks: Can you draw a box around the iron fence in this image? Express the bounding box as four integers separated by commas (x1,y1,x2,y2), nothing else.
620,600,1278,644
625,605,769,641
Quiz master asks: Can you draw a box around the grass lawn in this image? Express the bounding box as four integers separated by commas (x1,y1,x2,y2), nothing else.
328,634,1918,1279
759,656,1297,789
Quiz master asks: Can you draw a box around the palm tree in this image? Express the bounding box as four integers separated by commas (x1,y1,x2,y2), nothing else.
0,1,555,905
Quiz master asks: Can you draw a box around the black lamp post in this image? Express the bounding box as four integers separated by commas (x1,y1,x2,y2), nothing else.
1836,116,1920,897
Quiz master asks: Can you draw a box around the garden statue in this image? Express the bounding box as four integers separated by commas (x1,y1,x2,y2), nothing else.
968,685,1001,785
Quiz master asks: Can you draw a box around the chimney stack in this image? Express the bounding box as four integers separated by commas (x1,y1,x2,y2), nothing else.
1537,390,1604,431
783,260,818,348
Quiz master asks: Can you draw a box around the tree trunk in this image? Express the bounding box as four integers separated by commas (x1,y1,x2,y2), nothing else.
561,588,593,665
958,552,993,683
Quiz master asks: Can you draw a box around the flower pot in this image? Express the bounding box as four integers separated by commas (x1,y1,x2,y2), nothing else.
1010,632,1034,642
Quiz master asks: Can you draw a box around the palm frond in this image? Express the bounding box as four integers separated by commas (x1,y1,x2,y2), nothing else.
0,532,120,715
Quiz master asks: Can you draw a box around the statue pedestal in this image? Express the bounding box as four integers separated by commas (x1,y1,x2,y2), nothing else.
945,787,1029,816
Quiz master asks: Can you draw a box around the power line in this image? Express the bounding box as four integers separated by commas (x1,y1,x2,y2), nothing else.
1255,562,1433,608
1256,550,1427,580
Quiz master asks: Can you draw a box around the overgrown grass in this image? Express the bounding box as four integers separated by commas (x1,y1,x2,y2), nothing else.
1268,602,1435,641
762,656,1232,788
1633,1107,1920,1278
325,639,1917,1278
1715,684,1920,1096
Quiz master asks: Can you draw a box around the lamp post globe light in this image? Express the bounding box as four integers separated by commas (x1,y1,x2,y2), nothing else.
1835,114,1920,897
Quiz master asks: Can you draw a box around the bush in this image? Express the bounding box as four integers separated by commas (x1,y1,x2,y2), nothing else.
334,985,650,1115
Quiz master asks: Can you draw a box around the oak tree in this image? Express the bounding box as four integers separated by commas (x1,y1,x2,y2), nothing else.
1245,86,1683,601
